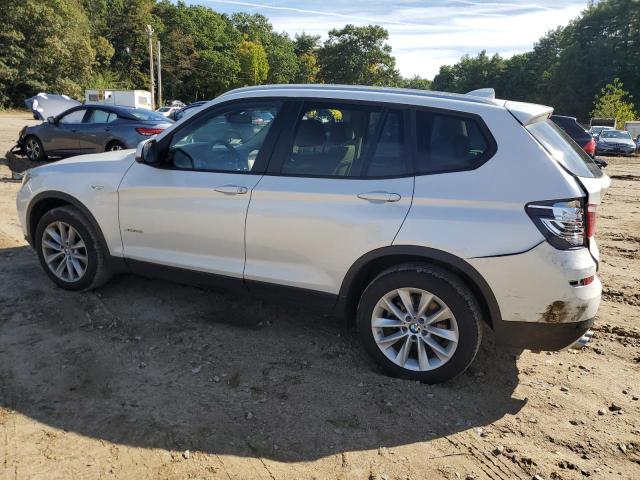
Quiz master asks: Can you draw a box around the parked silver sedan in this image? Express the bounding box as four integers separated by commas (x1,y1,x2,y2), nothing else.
18,105,173,161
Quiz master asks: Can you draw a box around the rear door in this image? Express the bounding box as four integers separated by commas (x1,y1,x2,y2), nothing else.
78,108,118,152
244,100,414,298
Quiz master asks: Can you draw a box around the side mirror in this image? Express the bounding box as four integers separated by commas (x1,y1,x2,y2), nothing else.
135,138,158,164
47,116,55,124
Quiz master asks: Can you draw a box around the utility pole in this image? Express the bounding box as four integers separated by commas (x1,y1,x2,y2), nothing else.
145,24,155,110
157,40,162,108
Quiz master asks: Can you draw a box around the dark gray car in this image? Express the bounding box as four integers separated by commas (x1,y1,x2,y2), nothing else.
18,105,173,161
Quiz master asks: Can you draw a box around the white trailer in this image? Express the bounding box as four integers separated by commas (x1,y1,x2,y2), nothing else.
624,121,640,139
85,90,152,109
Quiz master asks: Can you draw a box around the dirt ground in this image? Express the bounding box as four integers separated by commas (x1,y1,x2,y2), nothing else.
0,111,638,480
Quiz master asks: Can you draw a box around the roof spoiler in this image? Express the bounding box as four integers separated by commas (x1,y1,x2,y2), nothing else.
466,88,495,99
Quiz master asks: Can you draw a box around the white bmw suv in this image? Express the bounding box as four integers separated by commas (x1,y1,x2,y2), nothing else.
17,85,610,383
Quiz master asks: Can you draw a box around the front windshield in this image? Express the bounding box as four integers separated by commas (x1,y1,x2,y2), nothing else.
601,130,631,139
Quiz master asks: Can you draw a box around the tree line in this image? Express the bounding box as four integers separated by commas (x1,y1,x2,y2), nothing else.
0,0,637,124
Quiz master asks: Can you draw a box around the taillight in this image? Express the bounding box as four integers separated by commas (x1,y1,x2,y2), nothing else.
586,203,597,238
136,127,163,136
583,138,596,156
526,199,586,250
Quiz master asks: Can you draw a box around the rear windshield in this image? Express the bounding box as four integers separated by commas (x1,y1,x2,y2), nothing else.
526,119,602,178
126,108,170,122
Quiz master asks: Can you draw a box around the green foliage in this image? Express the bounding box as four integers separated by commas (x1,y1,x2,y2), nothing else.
591,78,637,126
317,25,400,86
2,0,639,119
237,39,269,86
400,76,432,91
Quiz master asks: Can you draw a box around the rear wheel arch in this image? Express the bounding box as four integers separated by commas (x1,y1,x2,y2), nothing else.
27,192,110,255
337,246,501,329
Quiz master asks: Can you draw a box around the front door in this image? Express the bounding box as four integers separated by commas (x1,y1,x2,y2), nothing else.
46,108,87,154
118,101,282,279
244,101,414,296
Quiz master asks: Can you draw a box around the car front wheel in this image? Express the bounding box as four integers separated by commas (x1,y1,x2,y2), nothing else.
24,135,46,161
357,264,482,384
35,206,112,291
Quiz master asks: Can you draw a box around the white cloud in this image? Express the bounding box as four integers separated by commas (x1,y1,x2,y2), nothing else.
199,0,586,79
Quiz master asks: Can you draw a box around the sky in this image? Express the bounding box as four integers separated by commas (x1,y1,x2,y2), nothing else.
196,0,587,79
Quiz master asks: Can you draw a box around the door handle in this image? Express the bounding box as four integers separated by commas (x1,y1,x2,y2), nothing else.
214,184,248,195
357,191,401,202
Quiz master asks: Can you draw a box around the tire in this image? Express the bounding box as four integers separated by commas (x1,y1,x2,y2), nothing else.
34,206,112,291
105,140,126,151
356,263,482,384
23,135,46,161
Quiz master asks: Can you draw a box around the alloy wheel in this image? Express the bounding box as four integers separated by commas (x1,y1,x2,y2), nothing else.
41,221,88,282
371,288,459,371
25,138,40,160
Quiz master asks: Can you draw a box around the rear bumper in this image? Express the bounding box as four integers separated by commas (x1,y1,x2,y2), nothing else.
493,317,594,350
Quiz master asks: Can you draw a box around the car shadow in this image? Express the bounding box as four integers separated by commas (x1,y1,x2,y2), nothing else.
0,245,525,462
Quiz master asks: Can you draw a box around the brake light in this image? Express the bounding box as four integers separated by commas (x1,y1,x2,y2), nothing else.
526,199,586,250
583,138,596,156
136,127,163,136
586,203,597,238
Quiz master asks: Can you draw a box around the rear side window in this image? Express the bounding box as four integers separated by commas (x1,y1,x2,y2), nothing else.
415,110,490,174
526,119,602,178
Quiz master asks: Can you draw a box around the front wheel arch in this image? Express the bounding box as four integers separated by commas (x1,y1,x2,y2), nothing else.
27,191,110,256
337,246,501,329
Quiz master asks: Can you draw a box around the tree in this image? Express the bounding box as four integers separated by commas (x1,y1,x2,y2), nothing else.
401,75,431,90
154,1,241,100
317,25,400,86
293,33,320,83
1,0,96,104
591,78,636,125
431,51,504,93
237,39,269,85
231,13,298,84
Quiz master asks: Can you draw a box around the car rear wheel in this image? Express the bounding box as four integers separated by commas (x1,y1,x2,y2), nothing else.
357,264,482,384
24,135,46,161
35,206,112,291
106,141,125,151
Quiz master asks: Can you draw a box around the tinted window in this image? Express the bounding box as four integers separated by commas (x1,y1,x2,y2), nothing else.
552,117,588,138
281,104,379,177
415,110,489,173
126,108,169,122
86,109,116,124
59,109,86,124
168,103,280,172
527,119,602,178
281,103,406,178
365,110,407,177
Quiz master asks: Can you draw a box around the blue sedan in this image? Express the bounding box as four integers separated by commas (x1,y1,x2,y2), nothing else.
18,104,173,161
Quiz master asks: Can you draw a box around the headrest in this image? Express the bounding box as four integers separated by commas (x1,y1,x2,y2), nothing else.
295,119,325,147
328,122,354,144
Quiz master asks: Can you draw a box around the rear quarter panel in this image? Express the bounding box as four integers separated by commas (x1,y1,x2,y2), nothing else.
394,105,584,259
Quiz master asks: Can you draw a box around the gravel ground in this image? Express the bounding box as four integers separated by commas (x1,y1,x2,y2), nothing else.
0,112,638,480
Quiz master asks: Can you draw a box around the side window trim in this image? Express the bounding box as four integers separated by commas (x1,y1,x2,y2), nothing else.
154,99,286,175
